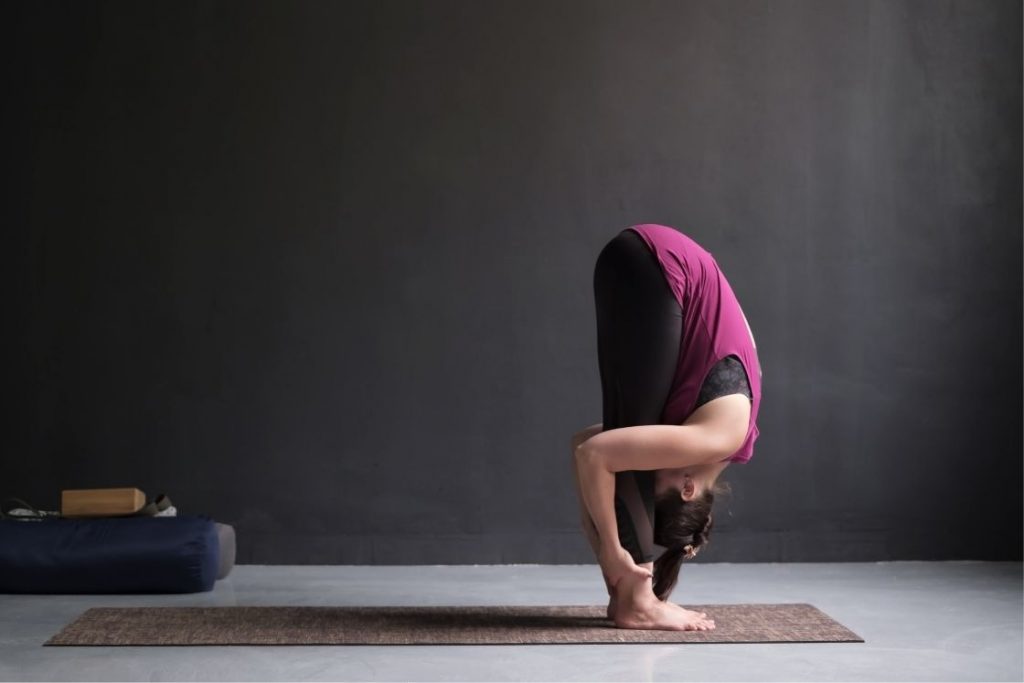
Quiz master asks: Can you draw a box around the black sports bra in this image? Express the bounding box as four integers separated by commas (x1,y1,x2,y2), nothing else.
695,354,752,409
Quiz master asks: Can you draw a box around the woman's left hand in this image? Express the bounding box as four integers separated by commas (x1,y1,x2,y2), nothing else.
599,544,653,588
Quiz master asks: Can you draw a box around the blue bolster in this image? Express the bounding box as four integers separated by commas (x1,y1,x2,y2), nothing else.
0,514,220,594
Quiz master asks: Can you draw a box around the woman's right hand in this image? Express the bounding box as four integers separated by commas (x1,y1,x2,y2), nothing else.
599,544,653,588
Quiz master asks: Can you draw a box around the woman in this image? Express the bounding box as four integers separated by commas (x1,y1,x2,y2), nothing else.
571,224,763,631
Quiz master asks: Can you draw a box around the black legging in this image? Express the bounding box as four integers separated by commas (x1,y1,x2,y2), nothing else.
593,228,683,564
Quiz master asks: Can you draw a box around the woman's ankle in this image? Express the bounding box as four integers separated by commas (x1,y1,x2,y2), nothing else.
613,594,662,629
614,577,658,616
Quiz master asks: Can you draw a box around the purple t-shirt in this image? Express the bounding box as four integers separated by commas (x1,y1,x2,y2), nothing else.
627,224,763,464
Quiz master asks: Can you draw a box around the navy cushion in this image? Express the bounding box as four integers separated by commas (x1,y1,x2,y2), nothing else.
0,515,220,594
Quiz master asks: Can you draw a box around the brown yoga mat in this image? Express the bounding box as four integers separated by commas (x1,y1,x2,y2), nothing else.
46,604,863,645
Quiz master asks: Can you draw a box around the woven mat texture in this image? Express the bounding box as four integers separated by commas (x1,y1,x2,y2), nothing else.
46,604,863,645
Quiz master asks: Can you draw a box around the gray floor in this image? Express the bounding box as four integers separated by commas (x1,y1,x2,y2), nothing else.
0,562,1020,682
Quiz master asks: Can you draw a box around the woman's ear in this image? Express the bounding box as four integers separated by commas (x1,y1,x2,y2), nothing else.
681,474,696,502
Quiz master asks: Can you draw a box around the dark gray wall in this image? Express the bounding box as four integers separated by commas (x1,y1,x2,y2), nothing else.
6,0,1021,563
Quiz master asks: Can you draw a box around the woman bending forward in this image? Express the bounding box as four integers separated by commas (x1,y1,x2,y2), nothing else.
571,224,763,631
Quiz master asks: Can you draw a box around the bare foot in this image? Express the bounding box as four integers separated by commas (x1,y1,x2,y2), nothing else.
609,597,714,628
615,599,716,631
663,600,714,627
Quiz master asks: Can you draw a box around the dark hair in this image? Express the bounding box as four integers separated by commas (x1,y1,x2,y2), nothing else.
651,481,731,602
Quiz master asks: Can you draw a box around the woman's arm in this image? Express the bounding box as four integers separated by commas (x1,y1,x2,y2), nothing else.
573,428,651,589
570,423,604,520
569,427,614,594
573,420,733,551
581,507,614,594
573,444,622,552
578,422,741,474
574,447,652,585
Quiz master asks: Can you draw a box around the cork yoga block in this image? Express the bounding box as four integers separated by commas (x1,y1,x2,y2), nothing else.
61,488,146,518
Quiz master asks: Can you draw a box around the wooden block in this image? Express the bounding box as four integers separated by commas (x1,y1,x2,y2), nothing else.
61,488,146,518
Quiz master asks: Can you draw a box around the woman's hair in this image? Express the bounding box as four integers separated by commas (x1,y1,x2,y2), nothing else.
651,480,731,602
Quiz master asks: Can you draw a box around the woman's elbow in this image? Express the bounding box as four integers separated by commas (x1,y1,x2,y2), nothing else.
573,442,606,472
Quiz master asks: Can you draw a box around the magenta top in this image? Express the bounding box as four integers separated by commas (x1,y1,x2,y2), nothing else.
627,224,763,464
